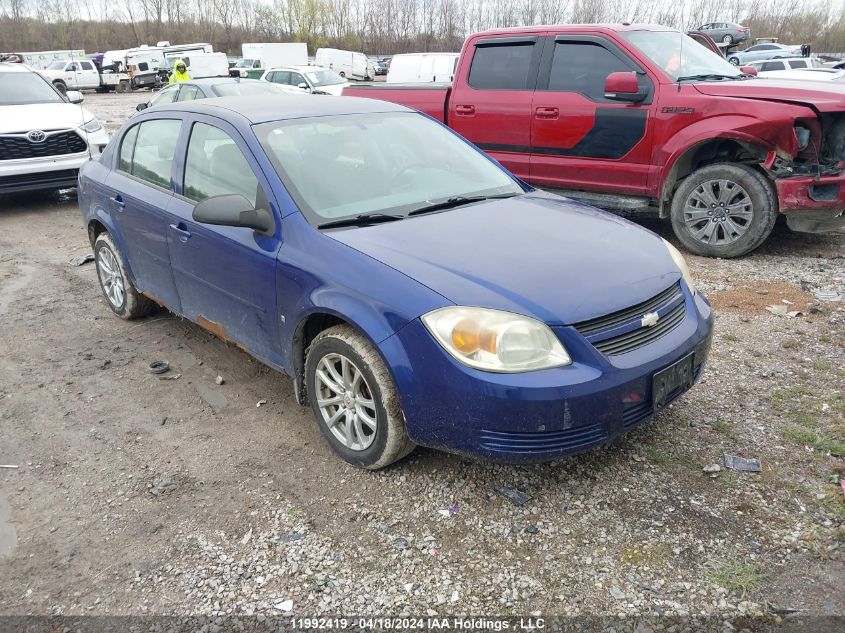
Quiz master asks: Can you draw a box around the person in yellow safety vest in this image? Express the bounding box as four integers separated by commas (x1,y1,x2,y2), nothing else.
169,59,191,84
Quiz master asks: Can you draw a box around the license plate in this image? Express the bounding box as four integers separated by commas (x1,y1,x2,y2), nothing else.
652,353,694,409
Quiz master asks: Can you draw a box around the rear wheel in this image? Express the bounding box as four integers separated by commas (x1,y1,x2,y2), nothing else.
94,233,156,319
722,34,734,45
116,80,130,93
670,163,777,258
728,56,740,65
305,325,414,469
339,71,346,78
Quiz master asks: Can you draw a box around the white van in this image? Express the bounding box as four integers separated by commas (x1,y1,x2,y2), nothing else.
315,48,375,81
386,53,459,83
164,51,228,78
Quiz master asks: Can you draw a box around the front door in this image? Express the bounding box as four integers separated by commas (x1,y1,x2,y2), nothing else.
166,116,282,360
529,35,656,196
105,117,183,310
448,35,543,181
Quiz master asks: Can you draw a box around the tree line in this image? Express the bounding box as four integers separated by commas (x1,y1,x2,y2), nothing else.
2,0,845,57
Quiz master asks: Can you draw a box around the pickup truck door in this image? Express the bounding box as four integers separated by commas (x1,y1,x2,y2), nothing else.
64,62,80,89
78,60,99,89
530,35,656,196
448,35,543,182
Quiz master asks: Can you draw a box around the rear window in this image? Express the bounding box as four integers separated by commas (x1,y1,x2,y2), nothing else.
468,42,535,90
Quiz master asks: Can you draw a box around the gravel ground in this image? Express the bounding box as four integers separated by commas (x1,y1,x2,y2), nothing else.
0,92,843,627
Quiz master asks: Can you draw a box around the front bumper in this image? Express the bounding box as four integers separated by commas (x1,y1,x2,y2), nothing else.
380,289,714,462
0,128,109,194
776,172,845,232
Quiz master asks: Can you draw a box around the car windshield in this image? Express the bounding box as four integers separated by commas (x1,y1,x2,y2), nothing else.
234,59,254,68
0,72,64,105
46,60,67,70
255,111,523,226
212,81,294,96
622,31,744,81
305,69,345,87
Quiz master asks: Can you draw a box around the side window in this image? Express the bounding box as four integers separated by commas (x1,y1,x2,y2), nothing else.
265,71,276,82
153,86,179,106
468,41,535,90
130,119,182,189
760,61,784,71
118,125,139,173
138,62,149,71
790,60,807,69
253,60,261,68
67,63,78,72
275,71,292,84
183,122,259,207
548,42,632,101
290,72,305,87
81,61,94,71
176,85,199,101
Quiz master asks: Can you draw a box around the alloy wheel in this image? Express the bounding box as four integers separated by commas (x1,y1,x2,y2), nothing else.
97,247,125,308
683,178,753,246
314,352,378,451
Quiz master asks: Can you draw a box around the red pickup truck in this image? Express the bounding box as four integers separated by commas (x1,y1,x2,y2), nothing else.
344,24,845,257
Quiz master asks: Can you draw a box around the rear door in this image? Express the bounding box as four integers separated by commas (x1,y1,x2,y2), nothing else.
529,34,656,195
449,35,543,181
104,117,183,310
165,116,282,358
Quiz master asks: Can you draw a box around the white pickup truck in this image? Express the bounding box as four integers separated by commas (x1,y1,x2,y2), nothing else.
39,58,130,93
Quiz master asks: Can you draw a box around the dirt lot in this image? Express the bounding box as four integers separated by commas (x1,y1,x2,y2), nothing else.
0,92,844,626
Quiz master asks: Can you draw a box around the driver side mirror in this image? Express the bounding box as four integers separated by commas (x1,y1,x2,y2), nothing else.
603,71,647,103
136,102,149,111
297,82,308,90
66,90,84,104
192,194,274,234
739,65,758,76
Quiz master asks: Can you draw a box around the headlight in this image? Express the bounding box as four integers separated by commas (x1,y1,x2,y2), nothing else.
421,307,571,372
663,239,695,293
80,118,102,133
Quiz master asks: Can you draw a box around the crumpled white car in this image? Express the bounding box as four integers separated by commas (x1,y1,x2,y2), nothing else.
0,62,110,194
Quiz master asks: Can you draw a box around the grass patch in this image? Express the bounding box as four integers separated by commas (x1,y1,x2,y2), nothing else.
812,359,832,371
723,333,739,343
713,419,740,443
770,386,816,404
790,413,819,429
707,557,768,597
782,426,845,456
620,543,672,567
645,448,668,463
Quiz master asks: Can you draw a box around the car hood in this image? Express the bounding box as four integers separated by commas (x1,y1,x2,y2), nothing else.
315,83,347,96
327,192,681,325
0,103,94,133
694,78,845,111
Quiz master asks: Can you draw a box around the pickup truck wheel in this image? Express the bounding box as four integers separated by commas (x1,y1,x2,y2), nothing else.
94,233,156,319
116,80,130,93
305,325,414,470
670,163,777,258
53,80,67,95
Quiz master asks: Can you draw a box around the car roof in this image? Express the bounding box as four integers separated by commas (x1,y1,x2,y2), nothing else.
473,23,677,37
0,62,33,73
176,77,262,86
150,95,411,123
266,65,326,72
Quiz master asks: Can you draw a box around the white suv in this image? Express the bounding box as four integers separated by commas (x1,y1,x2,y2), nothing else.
0,63,110,194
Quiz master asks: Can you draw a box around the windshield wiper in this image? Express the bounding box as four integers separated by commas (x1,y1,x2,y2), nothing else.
407,193,519,217
676,73,742,83
317,213,405,229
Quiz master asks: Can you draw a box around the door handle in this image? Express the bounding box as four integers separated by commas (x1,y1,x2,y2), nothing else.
110,195,125,211
169,223,192,242
535,107,559,119
455,104,475,116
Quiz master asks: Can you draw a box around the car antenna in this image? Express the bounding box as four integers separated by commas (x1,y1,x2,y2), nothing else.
677,29,684,92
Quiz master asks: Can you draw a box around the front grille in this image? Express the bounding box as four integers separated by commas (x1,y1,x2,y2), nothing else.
479,422,607,453
574,282,686,356
0,131,87,160
0,168,79,189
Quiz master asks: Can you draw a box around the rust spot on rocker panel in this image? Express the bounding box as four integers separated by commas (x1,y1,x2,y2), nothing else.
141,291,167,308
194,315,256,357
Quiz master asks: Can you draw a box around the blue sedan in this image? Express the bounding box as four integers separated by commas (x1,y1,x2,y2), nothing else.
78,96,713,469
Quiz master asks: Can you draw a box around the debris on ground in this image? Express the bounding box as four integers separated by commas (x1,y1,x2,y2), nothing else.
393,536,410,550
0,465,19,469
841,479,845,502
158,374,181,381
496,485,532,506
147,360,170,374
256,399,267,407
724,454,762,472
609,585,626,600
149,477,178,496
69,254,95,267
274,599,293,612
215,375,224,385
271,532,304,544
240,528,252,545
703,464,722,475
765,304,802,318
814,289,842,302
524,525,539,534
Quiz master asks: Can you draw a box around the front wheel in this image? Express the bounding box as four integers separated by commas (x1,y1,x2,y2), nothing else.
728,56,740,65
305,325,414,469
670,163,777,258
53,81,67,95
94,233,156,319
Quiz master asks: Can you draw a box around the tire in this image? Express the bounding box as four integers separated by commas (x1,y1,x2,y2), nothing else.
93,233,156,319
116,80,130,93
305,325,414,469
728,57,740,65
722,34,734,45
53,81,67,95
670,163,777,258
338,71,346,78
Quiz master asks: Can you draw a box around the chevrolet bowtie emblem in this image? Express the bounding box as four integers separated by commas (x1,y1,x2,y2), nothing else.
641,312,660,328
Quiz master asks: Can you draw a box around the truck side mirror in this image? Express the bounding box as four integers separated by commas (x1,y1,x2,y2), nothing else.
136,102,149,111
739,65,758,76
603,72,646,103
66,90,84,104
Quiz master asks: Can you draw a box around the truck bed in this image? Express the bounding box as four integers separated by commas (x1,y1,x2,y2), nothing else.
342,83,451,122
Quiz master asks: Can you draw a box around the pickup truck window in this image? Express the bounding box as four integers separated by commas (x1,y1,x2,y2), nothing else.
622,31,742,80
547,42,632,100
468,41,535,90
80,61,94,71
